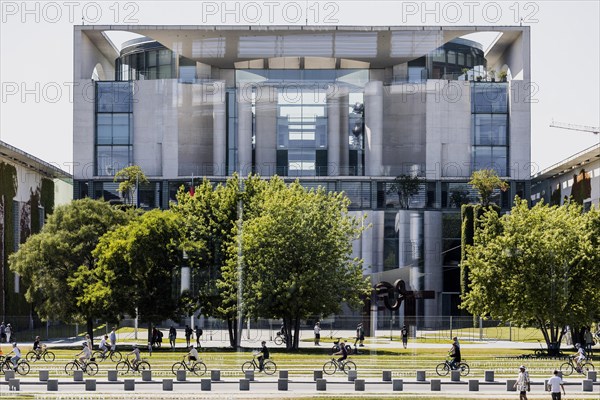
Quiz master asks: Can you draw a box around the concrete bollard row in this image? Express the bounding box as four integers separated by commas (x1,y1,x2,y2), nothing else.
142,370,152,381
73,370,84,382
39,370,49,381
85,379,96,391
485,370,495,382
468,379,479,391
279,370,288,379
163,379,173,391
354,379,365,391
587,370,597,382
244,370,254,381
239,378,250,391
450,370,461,382
47,379,58,391
382,370,392,381
211,370,221,381
107,370,118,381
416,370,426,381
347,370,357,381
176,370,186,382
582,379,593,392
201,378,211,391
313,370,323,381
124,379,135,391
430,379,441,391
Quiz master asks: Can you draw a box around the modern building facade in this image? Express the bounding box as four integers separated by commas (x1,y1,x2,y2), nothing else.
73,25,531,329
531,143,600,209
0,140,72,318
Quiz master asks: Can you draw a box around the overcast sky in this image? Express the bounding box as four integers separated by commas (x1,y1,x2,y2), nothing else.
1,1,599,176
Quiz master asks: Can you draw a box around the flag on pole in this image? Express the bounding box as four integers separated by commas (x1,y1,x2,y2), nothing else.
189,174,195,196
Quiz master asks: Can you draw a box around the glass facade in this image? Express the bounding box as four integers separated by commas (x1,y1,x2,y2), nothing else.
471,83,509,176
116,42,198,81
95,82,133,176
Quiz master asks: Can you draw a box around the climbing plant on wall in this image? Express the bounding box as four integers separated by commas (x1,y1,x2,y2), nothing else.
0,162,18,316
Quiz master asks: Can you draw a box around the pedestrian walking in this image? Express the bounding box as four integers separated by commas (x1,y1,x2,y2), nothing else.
314,322,321,346
546,370,565,400
169,326,177,350
195,326,203,348
401,325,409,349
185,325,193,347
513,365,530,400
354,322,365,347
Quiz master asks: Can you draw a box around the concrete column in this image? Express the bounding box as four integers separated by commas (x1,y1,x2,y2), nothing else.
364,81,383,176
327,92,341,176
237,90,253,175
255,86,277,177
424,212,442,324
339,89,350,174
212,81,227,176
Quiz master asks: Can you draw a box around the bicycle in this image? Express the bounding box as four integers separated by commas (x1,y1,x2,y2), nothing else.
331,338,353,355
26,346,56,362
1,357,30,375
115,356,151,375
323,358,356,375
560,356,595,376
435,357,470,376
274,332,287,346
241,355,277,375
92,349,122,362
171,355,207,376
64,358,99,376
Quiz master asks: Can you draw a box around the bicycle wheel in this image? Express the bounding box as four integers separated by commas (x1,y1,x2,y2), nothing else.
241,361,255,373
65,361,79,375
323,361,337,375
274,335,283,345
85,362,99,376
1,361,10,372
25,351,38,362
172,362,185,375
263,361,277,375
582,362,594,373
116,361,129,375
138,361,151,372
16,361,30,375
92,351,104,362
43,351,56,362
192,361,207,376
343,361,356,374
458,362,470,376
436,362,450,376
559,362,573,376
110,351,122,363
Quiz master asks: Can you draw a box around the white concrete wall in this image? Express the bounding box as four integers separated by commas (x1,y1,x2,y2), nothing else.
509,80,532,180
73,79,95,180
426,80,472,179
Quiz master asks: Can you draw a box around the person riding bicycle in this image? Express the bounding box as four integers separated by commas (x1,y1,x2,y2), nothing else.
334,338,348,364
98,335,109,359
186,345,199,366
573,343,586,372
257,341,270,372
6,343,21,371
127,344,141,371
32,336,42,358
449,337,461,370
75,342,91,369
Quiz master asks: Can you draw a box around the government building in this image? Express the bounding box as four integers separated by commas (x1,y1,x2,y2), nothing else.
73,25,531,331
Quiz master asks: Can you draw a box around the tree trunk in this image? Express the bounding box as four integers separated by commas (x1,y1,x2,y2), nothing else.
86,318,94,348
293,316,300,351
147,322,153,347
227,317,238,349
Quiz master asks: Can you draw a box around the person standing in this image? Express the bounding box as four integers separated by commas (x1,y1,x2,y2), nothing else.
0,322,5,343
513,365,530,400
401,325,409,349
5,324,12,343
357,323,365,347
314,322,321,346
169,326,177,350
547,370,565,400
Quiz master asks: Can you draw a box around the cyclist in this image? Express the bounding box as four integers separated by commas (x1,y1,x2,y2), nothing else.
32,336,42,358
573,343,586,372
257,340,270,372
5,343,21,371
186,344,199,366
98,335,109,359
448,337,461,370
127,344,141,371
334,338,348,365
75,342,91,369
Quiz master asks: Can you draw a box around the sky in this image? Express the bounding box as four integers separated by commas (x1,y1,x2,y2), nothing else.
1,0,599,177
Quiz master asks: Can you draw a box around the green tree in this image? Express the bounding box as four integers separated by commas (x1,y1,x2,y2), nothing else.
170,174,267,348
387,174,424,209
74,209,185,340
9,198,133,342
239,178,370,350
469,169,509,207
461,200,600,354
113,165,149,205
